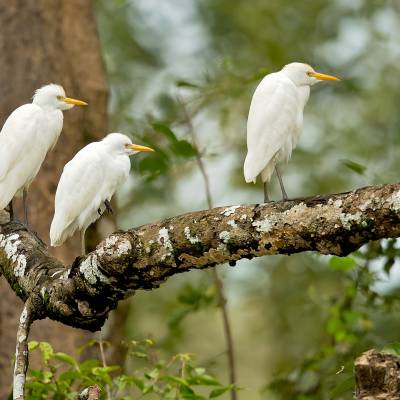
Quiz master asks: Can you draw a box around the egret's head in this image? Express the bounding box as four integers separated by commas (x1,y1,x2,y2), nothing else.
282,63,340,86
32,84,88,110
102,133,155,156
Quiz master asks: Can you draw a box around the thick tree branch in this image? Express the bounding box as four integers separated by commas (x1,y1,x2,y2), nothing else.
1,183,400,331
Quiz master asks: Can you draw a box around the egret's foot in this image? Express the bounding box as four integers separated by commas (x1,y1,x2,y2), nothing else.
104,199,113,214
6,201,14,221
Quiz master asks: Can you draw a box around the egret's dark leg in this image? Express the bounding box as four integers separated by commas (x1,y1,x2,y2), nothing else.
104,199,113,214
263,182,270,203
23,188,29,225
7,200,14,221
81,229,87,256
275,165,288,201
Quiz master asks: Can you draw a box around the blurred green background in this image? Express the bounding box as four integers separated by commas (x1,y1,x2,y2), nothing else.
93,1,400,398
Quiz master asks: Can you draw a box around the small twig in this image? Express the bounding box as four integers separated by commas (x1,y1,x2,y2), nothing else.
13,297,35,400
98,332,111,400
178,95,238,400
78,385,101,400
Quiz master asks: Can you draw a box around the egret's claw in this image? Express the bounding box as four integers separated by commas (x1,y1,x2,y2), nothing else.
104,200,113,214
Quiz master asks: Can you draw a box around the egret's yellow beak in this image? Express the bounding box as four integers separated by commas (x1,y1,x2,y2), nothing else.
309,71,340,81
127,144,155,152
61,97,88,106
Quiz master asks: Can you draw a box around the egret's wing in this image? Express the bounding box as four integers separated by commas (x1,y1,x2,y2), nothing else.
53,144,106,231
244,74,299,182
0,104,43,181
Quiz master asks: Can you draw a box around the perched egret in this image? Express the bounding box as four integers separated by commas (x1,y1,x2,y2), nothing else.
244,63,340,202
0,84,87,224
50,133,155,254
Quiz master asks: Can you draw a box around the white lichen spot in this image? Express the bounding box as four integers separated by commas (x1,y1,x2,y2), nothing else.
96,235,131,257
116,239,132,256
184,227,200,244
79,255,109,285
158,227,173,261
227,220,238,228
219,231,230,243
18,334,26,344
359,198,373,211
333,199,343,208
240,214,247,220
221,205,241,216
339,211,362,230
61,268,71,280
0,233,27,277
169,225,174,230
19,307,28,325
252,218,274,233
387,191,400,212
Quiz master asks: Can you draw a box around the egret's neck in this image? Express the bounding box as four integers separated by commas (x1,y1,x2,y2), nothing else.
42,108,64,149
297,86,310,109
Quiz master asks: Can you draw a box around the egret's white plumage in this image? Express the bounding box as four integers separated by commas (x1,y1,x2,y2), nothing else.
50,133,154,251
244,63,339,199
0,84,87,216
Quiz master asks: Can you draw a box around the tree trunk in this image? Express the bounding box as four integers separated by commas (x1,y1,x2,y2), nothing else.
355,350,400,399
0,0,108,395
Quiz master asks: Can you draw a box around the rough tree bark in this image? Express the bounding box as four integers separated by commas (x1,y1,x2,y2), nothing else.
355,350,400,399
0,182,400,330
0,0,108,395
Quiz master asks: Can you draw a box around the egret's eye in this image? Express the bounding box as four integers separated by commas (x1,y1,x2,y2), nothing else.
307,71,313,77
57,95,63,101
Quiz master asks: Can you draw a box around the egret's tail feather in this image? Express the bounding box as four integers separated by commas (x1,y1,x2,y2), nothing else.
244,154,258,184
260,161,276,183
50,217,76,247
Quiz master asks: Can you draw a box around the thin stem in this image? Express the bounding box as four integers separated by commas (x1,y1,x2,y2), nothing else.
81,228,87,256
178,96,237,400
23,188,29,226
13,298,35,400
98,333,111,400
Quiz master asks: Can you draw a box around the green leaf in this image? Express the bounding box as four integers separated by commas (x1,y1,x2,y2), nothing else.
152,123,178,143
341,159,366,175
53,352,78,367
38,342,54,364
28,341,40,351
329,256,356,271
188,375,220,386
92,366,120,375
176,80,200,89
171,140,197,158
209,386,232,398
161,375,190,387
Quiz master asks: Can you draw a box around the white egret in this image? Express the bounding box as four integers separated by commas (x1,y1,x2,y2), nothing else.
0,84,87,224
50,133,155,254
244,62,340,202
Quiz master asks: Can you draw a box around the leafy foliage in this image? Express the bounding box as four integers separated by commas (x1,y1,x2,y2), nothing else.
22,339,236,399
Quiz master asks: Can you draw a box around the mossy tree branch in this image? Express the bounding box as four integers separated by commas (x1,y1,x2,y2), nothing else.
1,182,400,332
